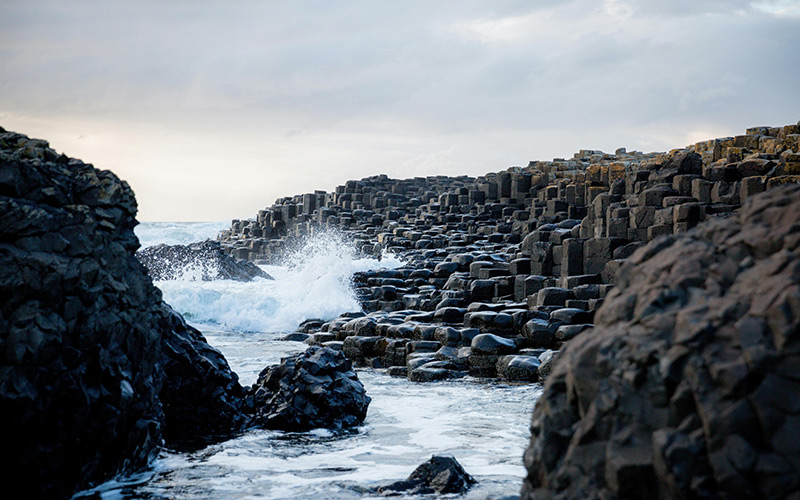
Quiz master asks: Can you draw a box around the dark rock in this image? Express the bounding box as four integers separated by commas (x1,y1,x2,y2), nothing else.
246,346,370,431
536,350,559,381
523,318,556,348
279,332,311,342
137,240,272,281
408,361,467,382
553,323,592,343
342,335,382,364
159,304,246,449
0,131,245,498
378,455,476,495
433,306,467,323
522,185,800,500
471,333,517,355
549,307,593,324
497,355,541,382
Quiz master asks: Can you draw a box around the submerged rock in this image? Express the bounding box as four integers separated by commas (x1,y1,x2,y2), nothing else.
245,346,371,431
521,185,800,500
136,240,272,281
377,455,476,495
0,130,245,498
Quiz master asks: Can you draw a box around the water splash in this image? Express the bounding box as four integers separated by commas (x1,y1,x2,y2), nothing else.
135,221,229,248
155,230,404,333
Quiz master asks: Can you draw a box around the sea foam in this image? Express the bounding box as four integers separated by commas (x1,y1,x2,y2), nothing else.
155,230,403,333
135,221,230,249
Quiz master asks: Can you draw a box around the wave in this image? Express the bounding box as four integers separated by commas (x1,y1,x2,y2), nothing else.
135,221,230,248
155,230,404,333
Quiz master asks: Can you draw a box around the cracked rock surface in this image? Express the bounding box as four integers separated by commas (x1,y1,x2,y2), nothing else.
522,184,800,500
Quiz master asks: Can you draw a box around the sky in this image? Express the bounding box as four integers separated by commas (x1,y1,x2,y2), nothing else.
1,0,799,221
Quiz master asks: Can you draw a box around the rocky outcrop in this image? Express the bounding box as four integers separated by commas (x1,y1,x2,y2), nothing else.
521,184,800,499
245,346,370,431
377,455,476,496
0,130,245,498
137,240,272,281
158,303,247,449
221,122,800,386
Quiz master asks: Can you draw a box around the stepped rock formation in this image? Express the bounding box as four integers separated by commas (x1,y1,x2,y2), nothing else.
220,122,800,387
136,240,272,281
521,184,800,499
3,119,799,497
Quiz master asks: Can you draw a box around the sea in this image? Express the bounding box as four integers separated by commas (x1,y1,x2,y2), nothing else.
75,221,542,499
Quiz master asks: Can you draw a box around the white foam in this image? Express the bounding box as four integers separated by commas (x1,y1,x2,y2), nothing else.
135,221,229,248
155,230,404,333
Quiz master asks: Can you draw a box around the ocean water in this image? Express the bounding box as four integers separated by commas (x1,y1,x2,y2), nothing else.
135,221,230,248
77,223,541,499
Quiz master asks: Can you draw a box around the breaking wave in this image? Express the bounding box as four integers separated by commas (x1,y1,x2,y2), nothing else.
153,229,403,333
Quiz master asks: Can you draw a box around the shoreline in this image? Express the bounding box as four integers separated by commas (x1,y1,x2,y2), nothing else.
216,121,800,384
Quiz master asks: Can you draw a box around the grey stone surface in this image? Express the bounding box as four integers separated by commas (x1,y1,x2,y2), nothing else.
522,185,800,500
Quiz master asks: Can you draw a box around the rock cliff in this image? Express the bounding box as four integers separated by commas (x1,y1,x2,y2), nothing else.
521,184,800,499
0,129,244,497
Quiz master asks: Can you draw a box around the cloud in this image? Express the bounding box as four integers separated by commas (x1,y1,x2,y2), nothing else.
1,0,798,220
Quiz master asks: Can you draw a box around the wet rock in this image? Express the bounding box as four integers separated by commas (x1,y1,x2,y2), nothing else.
246,346,370,431
279,332,311,342
159,304,246,449
523,318,556,348
522,185,800,500
549,307,593,325
377,455,476,495
536,350,559,382
342,335,382,365
408,361,467,382
433,306,467,323
471,333,518,355
470,334,519,377
0,131,246,498
553,323,593,343
464,311,514,333
137,240,272,281
497,355,541,382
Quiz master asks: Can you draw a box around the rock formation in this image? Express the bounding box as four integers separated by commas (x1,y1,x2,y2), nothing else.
1,130,168,498
377,455,476,495
521,184,800,499
219,122,800,388
245,346,371,431
136,240,272,281
4,118,799,498
0,130,242,497
0,129,376,497
158,303,248,449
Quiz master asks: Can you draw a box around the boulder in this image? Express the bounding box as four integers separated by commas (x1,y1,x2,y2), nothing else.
497,355,541,382
245,346,371,431
136,240,272,281
522,185,800,500
378,455,476,495
536,350,559,382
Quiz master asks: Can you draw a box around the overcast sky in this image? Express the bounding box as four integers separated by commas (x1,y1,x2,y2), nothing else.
2,0,799,221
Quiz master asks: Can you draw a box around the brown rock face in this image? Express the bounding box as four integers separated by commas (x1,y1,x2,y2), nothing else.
522,184,800,500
